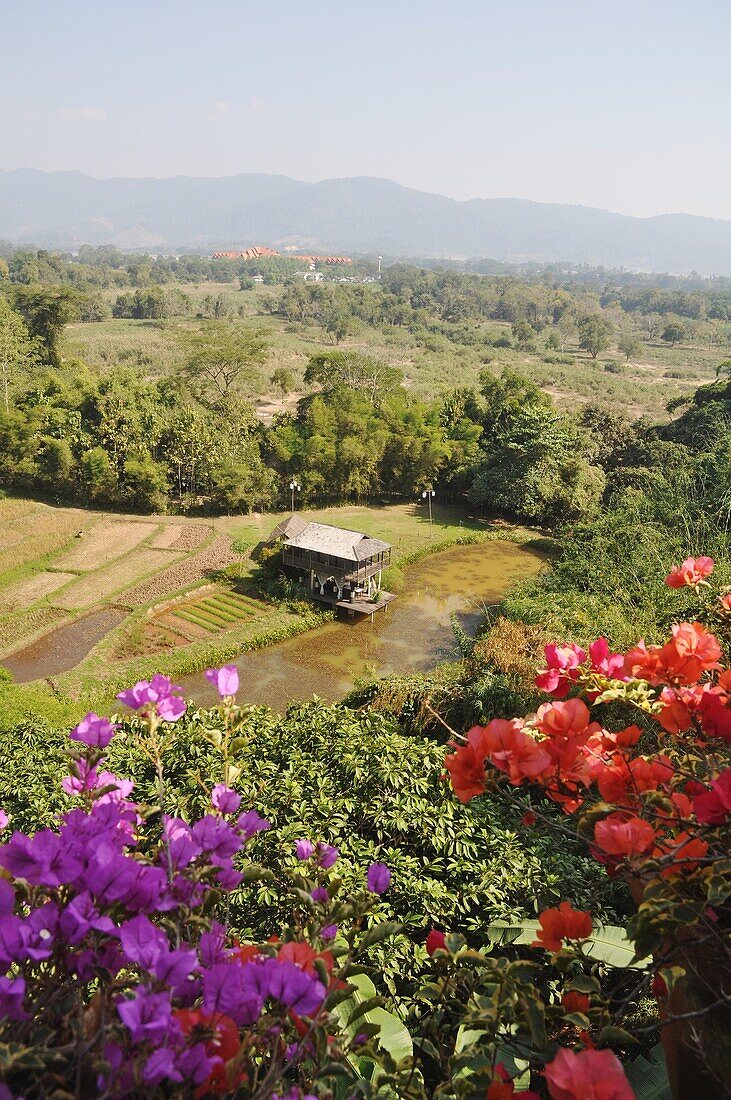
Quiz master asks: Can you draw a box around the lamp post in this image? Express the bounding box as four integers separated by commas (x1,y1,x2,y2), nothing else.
289,480,301,513
422,488,435,539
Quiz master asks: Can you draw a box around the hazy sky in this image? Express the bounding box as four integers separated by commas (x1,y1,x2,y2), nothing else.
4,0,731,220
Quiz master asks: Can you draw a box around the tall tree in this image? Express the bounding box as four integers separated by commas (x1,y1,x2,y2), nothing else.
180,322,268,401
8,285,79,365
0,298,38,413
577,314,611,359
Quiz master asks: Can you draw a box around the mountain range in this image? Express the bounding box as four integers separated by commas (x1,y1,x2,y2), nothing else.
2,168,731,275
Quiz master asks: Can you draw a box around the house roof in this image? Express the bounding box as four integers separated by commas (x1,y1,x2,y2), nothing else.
267,513,309,543
280,521,390,562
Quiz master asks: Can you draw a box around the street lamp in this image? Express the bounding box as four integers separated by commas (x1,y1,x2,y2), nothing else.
422,488,435,539
289,480,301,513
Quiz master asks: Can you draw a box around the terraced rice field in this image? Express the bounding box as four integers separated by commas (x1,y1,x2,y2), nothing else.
164,588,264,636
51,547,183,610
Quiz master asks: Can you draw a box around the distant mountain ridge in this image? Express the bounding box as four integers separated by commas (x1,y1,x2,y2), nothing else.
1,168,731,275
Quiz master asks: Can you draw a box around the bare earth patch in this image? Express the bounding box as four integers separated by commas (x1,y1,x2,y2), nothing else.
121,536,238,607
51,548,181,610
0,571,77,611
150,524,211,551
54,522,159,571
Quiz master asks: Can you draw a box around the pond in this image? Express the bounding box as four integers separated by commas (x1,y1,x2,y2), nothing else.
179,540,545,711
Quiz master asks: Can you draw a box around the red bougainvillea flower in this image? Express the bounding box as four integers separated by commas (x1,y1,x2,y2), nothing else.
544,1047,634,1100
718,592,731,614
535,643,586,698
693,769,731,824
533,901,592,952
653,831,709,876
596,754,674,808
521,810,537,826
534,699,600,744
174,1009,243,1097
593,813,656,858
482,719,553,785
625,623,721,686
665,556,714,589
444,725,494,802
561,990,590,1014
697,691,731,741
425,929,447,955
487,1063,539,1100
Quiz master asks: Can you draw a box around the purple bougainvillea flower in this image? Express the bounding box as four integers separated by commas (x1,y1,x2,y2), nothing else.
198,922,229,968
192,816,242,861
203,960,260,1025
0,880,14,915
236,808,270,839
119,914,169,969
317,843,338,869
0,810,7,831
212,784,241,815
59,891,115,944
117,988,174,1044
70,711,117,749
295,839,315,860
117,674,186,721
321,923,338,941
268,960,326,1016
0,975,28,1020
204,665,240,697
143,1047,183,1086
366,862,391,895
153,946,198,993
0,829,82,889
62,758,99,796
157,694,187,722
162,816,200,870
311,886,329,903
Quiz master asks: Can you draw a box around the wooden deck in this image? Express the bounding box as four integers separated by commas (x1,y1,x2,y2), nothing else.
311,590,397,615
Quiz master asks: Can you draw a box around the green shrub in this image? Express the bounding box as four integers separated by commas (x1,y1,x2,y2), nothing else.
0,701,625,1009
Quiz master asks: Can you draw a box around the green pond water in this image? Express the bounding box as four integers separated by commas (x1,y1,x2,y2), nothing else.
179,541,545,711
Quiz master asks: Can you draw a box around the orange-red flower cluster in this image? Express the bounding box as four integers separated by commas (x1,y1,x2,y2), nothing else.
543,1047,634,1100
624,622,721,687
533,901,592,953
665,555,714,589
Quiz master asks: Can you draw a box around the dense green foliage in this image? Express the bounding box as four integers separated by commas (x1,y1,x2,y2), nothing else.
0,700,624,1008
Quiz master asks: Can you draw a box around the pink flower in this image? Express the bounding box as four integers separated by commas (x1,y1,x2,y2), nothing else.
70,712,117,749
212,784,242,815
204,665,240,698
295,839,315,860
535,643,586,697
0,810,7,831
693,770,731,824
588,638,626,680
544,1047,634,1099
665,556,714,589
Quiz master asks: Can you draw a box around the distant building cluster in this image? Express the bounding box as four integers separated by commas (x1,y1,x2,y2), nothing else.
211,246,352,264
212,246,280,260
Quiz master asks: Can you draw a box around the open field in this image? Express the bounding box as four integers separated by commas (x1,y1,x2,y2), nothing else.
54,521,158,571
62,282,720,420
